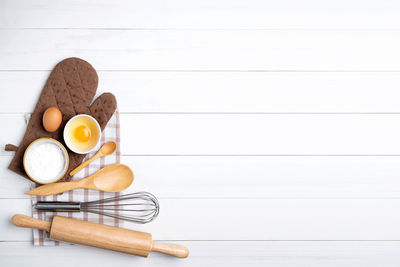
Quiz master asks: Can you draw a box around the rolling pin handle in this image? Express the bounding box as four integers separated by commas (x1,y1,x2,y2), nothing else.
12,214,51,232
151,241,189,258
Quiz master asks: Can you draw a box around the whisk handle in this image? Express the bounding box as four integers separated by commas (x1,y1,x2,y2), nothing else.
35,202,81,212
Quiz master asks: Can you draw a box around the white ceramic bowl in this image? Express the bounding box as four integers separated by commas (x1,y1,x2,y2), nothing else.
23,138,69,184
63,114,101,154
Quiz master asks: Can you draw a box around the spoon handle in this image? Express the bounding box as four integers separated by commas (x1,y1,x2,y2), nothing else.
25,181,82,196
70,152,101,176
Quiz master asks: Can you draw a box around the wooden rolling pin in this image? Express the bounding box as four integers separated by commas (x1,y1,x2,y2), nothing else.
12,214,189,258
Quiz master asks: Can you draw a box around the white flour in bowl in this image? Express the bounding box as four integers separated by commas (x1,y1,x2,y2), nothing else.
24,141,66,182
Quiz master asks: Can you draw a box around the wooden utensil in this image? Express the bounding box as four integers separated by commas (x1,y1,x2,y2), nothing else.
70,141,117,176
25,164,134,196
12,214,189,258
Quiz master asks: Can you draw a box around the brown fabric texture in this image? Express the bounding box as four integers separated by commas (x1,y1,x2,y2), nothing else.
7,57,117,182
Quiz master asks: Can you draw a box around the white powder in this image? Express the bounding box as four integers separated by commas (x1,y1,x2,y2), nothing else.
25,142,66,182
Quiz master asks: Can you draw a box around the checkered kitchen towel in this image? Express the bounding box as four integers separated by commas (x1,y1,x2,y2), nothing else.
31,110,122,246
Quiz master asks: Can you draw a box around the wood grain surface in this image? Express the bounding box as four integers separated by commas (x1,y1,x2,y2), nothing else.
2,0,400,266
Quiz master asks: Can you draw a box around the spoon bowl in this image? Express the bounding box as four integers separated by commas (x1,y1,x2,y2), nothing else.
69,141,117,176
99,141,117,156
90,164,134,192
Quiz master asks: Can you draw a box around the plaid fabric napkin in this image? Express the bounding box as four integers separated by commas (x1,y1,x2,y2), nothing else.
30,110,122,246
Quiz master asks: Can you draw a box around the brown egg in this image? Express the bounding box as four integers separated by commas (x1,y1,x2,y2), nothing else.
43,107,62,132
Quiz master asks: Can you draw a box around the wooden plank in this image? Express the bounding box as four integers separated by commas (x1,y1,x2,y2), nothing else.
121,156,400,198
1,0,400,29
0,157,32,198
5,198,400,241
0,199,32,241
2,241,400,267
4,113,400,155
3,71,400,113
4,155,400,199
119,114,400,155
0,114,27,155
2,29,400,71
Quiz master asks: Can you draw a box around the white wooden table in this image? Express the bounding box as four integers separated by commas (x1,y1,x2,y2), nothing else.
2,1,400,266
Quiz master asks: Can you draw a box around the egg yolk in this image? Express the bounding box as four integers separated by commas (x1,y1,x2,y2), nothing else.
74,125,91,142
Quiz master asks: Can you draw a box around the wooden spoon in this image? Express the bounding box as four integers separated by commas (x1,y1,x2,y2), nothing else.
70,141,117,176
25,164,134,196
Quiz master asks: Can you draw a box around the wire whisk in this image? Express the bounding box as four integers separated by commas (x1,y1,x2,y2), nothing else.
34,192,160,224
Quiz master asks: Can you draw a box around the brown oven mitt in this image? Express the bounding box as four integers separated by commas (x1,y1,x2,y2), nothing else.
6,57,117,183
